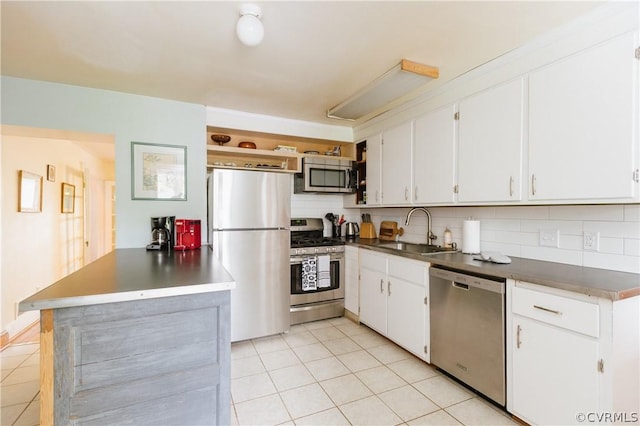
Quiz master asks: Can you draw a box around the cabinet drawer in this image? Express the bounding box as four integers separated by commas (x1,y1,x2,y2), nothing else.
388,256,426,284
360,250,387,273
512,286,599,337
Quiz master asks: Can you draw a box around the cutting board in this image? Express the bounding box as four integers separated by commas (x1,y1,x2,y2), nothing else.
379,221,404,241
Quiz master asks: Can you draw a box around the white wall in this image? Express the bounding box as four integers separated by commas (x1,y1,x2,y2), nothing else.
1,77,207,249
362,204,640,274
1,133,113,334
291,191,359,237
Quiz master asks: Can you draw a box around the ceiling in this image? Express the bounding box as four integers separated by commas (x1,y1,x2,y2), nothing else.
2,1,605,128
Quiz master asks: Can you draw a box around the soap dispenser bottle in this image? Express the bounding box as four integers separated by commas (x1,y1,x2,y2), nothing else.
443,227,453,248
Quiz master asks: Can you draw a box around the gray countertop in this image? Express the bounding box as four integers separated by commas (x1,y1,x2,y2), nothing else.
19,247,235,312
351,238,640,301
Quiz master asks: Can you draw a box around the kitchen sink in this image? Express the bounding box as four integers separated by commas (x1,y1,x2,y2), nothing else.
374,241,457,255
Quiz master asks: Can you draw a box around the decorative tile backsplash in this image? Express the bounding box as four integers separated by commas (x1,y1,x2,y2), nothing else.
292,192,640,274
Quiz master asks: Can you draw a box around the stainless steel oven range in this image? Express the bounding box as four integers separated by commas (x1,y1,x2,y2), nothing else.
290,218,345,325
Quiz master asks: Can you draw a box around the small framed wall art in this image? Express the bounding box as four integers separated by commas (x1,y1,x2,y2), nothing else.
47,164,56,182
61,182,75,213
18,170,43,213
131,142,187,200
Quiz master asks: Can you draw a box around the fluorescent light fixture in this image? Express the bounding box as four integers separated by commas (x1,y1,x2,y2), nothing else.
327,59,439,121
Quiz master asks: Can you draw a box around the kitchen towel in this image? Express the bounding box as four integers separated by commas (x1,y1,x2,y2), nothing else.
317,255,331,288
462,219,481,254
302,256,317,291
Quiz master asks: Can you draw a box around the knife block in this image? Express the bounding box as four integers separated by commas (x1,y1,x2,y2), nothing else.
359,222,377,239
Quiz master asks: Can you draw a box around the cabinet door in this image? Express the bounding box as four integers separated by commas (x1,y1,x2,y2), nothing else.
457,78,524,202
359,267,387,334
365,133,383,206
413,105,456,204
386,276,425,359
511,315,600,425
382,122,413,205
344,246,359,315
529,32,638,202
359,251,388,334
387,256,427,359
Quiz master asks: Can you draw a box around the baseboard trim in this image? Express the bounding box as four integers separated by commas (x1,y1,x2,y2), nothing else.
0,330,8,350
344,309,359,324
1,320,40,350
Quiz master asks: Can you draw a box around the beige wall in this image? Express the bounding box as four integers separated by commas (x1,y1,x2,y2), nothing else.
1,131,114,335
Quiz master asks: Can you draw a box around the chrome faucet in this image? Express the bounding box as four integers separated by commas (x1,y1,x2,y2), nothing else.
404,207,437,246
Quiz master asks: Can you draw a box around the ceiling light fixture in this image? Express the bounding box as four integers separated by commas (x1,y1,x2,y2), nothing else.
327,59,439,121
236,4,264,47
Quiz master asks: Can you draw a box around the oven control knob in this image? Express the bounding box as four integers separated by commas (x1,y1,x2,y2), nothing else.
314,248,320,254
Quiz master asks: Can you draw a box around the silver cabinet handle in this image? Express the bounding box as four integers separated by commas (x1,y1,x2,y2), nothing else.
380,279,384,293
404,187,408,201
533,305,562,315
415,186,419,201
388,280,391,296
531,174,537,196
509,176,514,197
516,324,522,348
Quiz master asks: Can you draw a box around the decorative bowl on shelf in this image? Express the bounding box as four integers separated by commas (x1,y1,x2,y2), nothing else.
210,134,231,145
238,141,257,149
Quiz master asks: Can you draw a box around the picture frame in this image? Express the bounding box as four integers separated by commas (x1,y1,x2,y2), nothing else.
19,170,43,213
131,142,187,200
61,183,75,213
47,164,56,182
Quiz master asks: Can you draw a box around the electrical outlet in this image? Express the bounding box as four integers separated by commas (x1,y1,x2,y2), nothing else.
584,232,600,251
539,229,560,248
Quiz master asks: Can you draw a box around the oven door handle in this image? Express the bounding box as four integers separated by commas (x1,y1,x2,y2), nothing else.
291,254,344,264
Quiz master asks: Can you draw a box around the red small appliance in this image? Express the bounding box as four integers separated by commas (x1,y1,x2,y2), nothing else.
174,219,201,251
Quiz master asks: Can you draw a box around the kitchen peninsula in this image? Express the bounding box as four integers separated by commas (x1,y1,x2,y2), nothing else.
19,247,235,426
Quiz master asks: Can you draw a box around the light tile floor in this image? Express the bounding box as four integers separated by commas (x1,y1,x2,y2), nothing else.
230,317,517,426
0,317,517,426
1,342,40,426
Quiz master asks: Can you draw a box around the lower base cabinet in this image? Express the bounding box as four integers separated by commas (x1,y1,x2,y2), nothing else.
359,249,429,361
508,281,639,425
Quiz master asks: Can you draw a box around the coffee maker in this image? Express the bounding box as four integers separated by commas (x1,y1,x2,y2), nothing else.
146,216,175,250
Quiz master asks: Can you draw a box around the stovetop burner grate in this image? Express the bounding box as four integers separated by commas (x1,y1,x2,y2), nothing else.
290,237,345,248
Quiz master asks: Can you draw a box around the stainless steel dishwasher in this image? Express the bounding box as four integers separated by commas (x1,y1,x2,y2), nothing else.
429,266,506,406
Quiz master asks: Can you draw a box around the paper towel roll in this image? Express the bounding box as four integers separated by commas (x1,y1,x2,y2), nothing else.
462,219,481,254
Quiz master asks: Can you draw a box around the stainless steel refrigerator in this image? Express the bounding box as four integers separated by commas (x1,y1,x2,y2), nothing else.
208,169,291,342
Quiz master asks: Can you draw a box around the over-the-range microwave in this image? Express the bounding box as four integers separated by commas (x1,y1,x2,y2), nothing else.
294,157,356,194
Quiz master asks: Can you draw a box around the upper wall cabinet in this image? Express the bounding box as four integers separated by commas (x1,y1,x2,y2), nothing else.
528,32,639,202
413,104,456,204
457,78,525,203
381,122,413,205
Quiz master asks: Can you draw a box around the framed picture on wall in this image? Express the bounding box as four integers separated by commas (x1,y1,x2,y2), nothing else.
131,142,187,200
18,170,43,212
61,182,75,213
47,164,56,182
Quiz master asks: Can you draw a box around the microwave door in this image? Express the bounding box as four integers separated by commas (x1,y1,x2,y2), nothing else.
307,165,329,192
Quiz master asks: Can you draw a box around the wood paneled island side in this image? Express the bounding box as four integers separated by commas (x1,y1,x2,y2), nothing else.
19,247,235,426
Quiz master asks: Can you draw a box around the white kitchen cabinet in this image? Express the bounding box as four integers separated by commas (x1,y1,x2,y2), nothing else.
456,78,525,203
344,245,359,317
359,250,387,334
381,122,413,205
359,249,428,360
365,133,383,206
413,104,457,204
528,32,638,202
508,281,640,425
386,256,428,361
